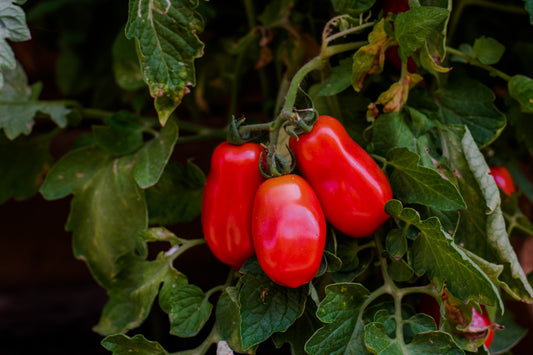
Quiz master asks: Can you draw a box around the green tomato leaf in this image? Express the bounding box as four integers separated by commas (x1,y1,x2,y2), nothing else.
216,287,246,353
404,313,438,335
386,229,407,259
145,160,204,225
94,253,184,335
434,78,506,148
0,0,31,89
93,111,144,155
386,200,502,309
101,334,169,355
125,0,204,125
365,322,463,354
372,110,437,168
388,258,414,282
0,134,52,203
67,155,148,288
386,147,466,211
318,57,353,96
134,118,179,188
508,75,533,113
305,283,371,355
40,146,112,200
331,233,374,283
439,125,533,302
272,300,321,355
394,7,449,62
0,62,69,139
239,266,308,350
473,36,505,65
159,276,213,337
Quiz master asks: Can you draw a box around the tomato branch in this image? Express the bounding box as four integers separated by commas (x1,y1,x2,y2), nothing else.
445,46,511,81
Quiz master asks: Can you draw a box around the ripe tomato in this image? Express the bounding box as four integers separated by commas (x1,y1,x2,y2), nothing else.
289,115,392,238
489,166,516,197
252,174,326,288
201,142,265,270
420,295,495,348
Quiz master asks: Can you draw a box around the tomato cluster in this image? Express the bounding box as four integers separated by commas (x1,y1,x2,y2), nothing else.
202,116,392,287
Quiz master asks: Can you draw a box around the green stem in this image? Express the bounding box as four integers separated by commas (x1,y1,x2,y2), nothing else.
173,325,220,355
446,46,511,81
166,238,206,262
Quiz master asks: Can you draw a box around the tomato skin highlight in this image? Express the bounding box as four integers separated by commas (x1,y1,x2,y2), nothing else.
489,166,516,197
252,174,326,288
289,116,393,238
201,142,265,270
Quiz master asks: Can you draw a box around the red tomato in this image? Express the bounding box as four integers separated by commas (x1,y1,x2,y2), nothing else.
289,116,392,238
252,174,326,288
420,295,494,348
202,142,265,270
489,166,516,197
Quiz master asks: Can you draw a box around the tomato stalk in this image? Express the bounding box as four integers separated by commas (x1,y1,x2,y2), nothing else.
445,46,511,81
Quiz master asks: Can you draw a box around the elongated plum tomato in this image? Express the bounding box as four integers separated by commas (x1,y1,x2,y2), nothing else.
252,174,326,288
489,166,516,197
420,295,494,348
201,142,265,270
289,116,392,238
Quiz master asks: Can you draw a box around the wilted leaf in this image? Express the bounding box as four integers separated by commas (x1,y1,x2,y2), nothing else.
125,0,205,125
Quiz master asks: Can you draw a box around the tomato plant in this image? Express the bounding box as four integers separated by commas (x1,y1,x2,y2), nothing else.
289,115,392,238
2,1,533,354
202,142,265,270
251,174,326,288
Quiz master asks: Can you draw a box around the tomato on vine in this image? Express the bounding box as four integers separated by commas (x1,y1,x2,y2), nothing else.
201,142,265,270
252,174,326,288
490,166,516,197
289,115,392,238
